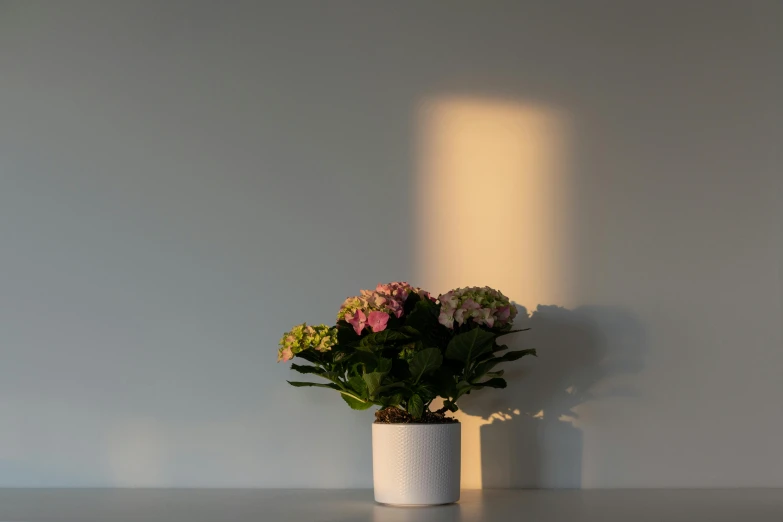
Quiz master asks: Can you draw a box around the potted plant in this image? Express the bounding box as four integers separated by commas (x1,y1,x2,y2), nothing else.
277,282,534,505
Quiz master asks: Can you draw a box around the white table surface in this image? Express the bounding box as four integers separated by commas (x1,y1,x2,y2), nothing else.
0,489,781,522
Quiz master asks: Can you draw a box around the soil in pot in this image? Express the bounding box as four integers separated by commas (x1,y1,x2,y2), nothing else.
374,407,459,424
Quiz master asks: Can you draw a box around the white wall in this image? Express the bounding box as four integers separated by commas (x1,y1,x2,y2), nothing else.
0,1,780,488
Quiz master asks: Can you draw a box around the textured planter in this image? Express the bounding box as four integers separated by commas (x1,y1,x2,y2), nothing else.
372,423,461,506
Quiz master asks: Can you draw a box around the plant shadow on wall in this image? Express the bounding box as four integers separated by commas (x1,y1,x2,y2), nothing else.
458,304,647,488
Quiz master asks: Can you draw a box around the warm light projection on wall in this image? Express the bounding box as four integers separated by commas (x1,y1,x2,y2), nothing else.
415,96,571,488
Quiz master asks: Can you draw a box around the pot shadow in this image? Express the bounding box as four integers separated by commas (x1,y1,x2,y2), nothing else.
457,304,647,488
371,503,459,522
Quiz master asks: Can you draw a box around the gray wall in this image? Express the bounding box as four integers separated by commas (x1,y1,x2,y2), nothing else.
0,0,780,488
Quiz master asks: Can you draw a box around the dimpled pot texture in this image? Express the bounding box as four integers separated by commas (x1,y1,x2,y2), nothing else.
372,423,461,506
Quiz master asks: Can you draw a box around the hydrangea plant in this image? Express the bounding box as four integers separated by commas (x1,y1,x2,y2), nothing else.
278,282,534,420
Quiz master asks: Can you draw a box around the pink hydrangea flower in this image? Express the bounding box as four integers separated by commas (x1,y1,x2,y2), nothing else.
375,282,408,301
477,308,495,327
440,293,459,310
337,282,432,329
437,286,517,329
367,311,390,332
386,299,404,318
345,309,367,335
462,298,481,313
438,309,455,327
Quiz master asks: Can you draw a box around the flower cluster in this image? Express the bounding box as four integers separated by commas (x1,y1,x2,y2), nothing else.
277,323,338,362
437,286,517,329
337,282,429,335
276,281,531,419
376,282,432,303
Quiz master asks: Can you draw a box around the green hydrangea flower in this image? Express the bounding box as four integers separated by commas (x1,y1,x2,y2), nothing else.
277,323,338,362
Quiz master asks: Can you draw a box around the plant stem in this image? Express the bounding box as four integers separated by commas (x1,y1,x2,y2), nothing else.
338,390,368,404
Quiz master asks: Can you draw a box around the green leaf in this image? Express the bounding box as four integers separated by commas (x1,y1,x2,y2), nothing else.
376,382,405,394
377,357,393,373
337,323,361,345
363,371,385,398
473,349,496,364
416,383,437,402
294,350,321,363
471,377,507,389
290,364,322,375
403,291,422,313
456,380,472,392
359,330,410,348
399,326,421,337
407,394,424,419
405,300,439,333
361,355,393,398
287,381,340,390
347,375,368,398
341,393,373,410
445,328,496,365
431,368,457,398
321,371,343,382
471,360,497,379
352,351,379,369
381,393,403,407
389,357,412,380
408,347,443,383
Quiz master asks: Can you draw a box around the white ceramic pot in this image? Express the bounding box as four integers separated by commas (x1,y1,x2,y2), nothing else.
372,423,461,506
